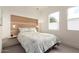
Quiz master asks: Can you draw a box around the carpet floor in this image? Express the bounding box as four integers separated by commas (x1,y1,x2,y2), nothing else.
2,43,79,53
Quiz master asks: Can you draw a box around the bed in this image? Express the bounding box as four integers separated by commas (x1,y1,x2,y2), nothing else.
11,15,60,53
17,28,59,53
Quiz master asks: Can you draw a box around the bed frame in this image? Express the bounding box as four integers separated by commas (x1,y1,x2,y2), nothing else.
44,43,60,53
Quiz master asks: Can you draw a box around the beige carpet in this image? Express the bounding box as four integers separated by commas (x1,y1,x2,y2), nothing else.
2,44,79,53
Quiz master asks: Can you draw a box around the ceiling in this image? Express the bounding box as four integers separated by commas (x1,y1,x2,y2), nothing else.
1,6,72,10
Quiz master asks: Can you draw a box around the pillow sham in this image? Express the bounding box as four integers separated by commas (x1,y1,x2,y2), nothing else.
30,28,37,32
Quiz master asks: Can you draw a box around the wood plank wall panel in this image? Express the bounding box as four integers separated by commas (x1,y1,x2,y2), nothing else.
11,15,38,36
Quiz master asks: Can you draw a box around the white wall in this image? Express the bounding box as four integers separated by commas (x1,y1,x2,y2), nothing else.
40,6,79,49
0,26,2,52
0,8,2,52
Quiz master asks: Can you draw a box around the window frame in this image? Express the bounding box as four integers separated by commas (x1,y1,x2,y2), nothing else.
48,11,59,30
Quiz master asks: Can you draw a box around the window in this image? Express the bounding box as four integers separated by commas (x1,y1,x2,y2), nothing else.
48,12,59,30
68,7,79,30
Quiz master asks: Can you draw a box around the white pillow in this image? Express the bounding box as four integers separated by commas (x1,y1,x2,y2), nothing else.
19,27,37,32
19,28,30,32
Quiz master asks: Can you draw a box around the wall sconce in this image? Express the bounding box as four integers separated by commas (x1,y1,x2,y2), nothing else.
12,24,16,29
11,24,16,38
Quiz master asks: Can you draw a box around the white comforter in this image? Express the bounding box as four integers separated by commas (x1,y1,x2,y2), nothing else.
18,32,58,53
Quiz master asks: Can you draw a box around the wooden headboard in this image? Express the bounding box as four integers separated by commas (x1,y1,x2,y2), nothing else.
11,15,38,36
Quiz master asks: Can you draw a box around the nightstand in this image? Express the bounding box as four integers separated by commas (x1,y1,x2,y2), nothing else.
2,37,19,48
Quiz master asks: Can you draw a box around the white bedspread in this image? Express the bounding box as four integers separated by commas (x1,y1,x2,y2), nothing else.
18,32,58,53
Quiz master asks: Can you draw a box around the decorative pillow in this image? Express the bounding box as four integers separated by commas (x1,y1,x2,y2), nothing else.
30,28,37,32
